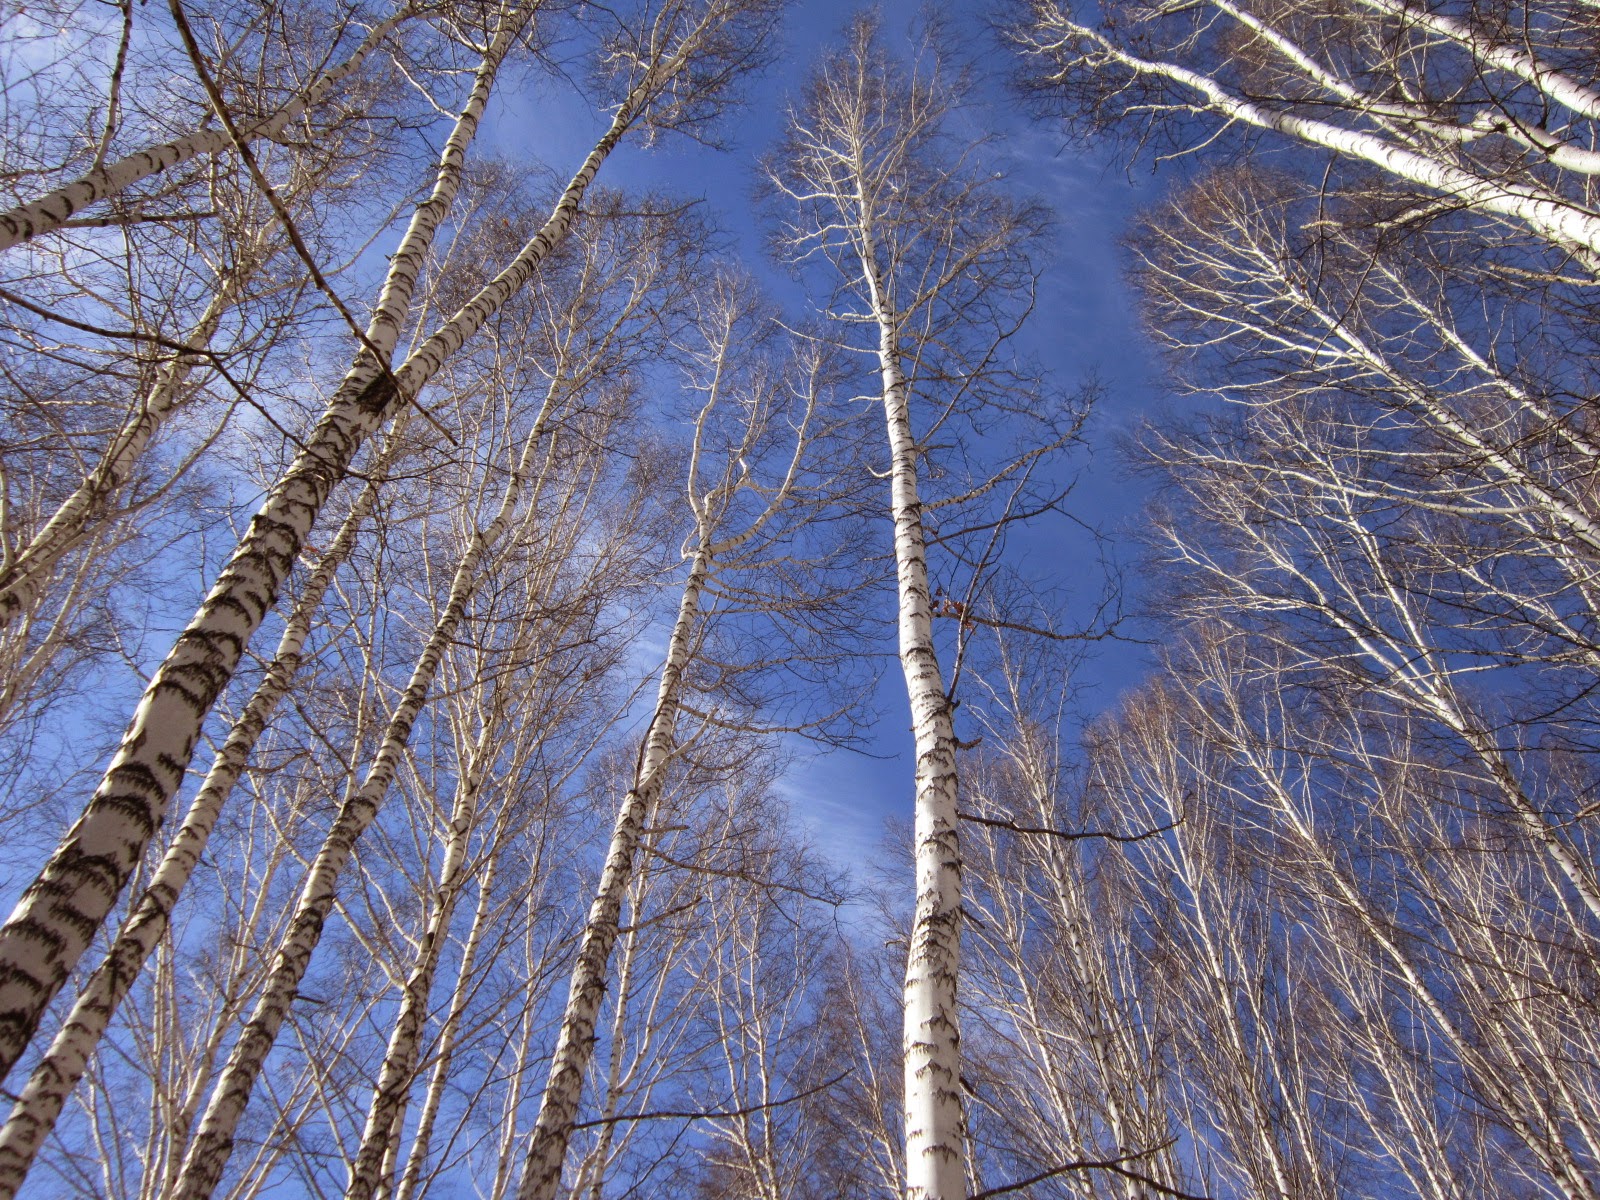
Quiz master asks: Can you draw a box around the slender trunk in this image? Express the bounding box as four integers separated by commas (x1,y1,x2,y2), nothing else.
166,385,565,1200
0,58,633,1083
515,546,709,1200
388,856,498,1200
859,246,963,1200
0,6,415,253
0,275,242,626
566,886,644,1200
343,726,492,1200
0,415,406,1200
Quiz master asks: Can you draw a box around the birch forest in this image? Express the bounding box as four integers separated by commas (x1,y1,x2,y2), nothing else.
0,0,1596,1197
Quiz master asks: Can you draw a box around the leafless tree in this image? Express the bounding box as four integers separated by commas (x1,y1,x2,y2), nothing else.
1012,0,1600,263
0,0,782,1093
767,16,1088,1196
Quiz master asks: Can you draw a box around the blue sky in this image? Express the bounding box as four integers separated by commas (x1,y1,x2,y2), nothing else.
485,3,1169,884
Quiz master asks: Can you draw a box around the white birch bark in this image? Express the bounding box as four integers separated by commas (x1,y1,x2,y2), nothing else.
165,370,568,1200
768,23,1046,1193
514,544,709,1200
822,231,970,1195
0,6,416,253
1028,15,1600,260
859,249,964,1200
0,412,407,1200
0,15,651,1081
512,285,815,1200
1350,0,1600,122
388,855,498,1200
342,720,494,1200
564,891,646,1200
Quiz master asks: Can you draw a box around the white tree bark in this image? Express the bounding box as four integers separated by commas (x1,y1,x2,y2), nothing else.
0,5,417,253
0,414,406,1200
1026,11,1600,261
0,20,642,1081
851,216,960,1200
766,21,1054,1193
514,544,708,1200
1351,0,1600,122
862,250,964,1200
342,719,495,1200
388,855,498,1200
165,367,568,1200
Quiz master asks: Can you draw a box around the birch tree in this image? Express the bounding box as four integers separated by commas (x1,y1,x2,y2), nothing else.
514,272,855,1200
157,189,695,1200
0,0,439,633
1012,0,1600,263
768,17,1084,1197
0,0,426,255
0,0,781,1087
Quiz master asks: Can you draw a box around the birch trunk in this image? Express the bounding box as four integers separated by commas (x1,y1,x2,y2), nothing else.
1039,19,1600,261
0,6,416,253
569,906,641,1200
1350,0,1600,122
388,855,498,1200
860,250,963,1200
165,377,566,1200
0,270,244,627
0,414,405,1200
514,545,709,1200
343,723,493,1200
0,33,636,1081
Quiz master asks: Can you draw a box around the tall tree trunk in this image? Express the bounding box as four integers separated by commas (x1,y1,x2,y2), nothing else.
165,383,568,1200
0,413,408,1200
0,52,635,1083
388,854,498,1200
343,722,494,1200
515,545,709,1200
861,248,963,1200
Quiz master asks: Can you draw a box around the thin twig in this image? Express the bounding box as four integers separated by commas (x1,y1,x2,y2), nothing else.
972,1139,1209,1200
167,0,460,447
569,1072,848,1130
958,810,1180,844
